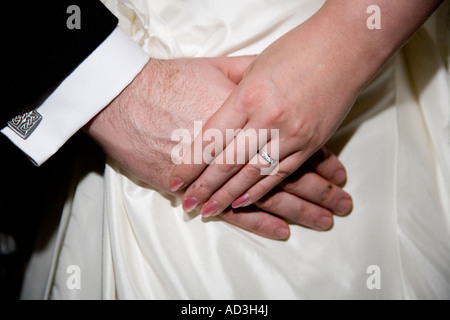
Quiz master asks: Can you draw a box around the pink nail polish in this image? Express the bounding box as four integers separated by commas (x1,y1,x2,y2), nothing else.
231,194,250,209
183,197,200,213
169,177,184,192
201,200,220,218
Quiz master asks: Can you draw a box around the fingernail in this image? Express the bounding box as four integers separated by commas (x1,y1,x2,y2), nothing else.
315,215,333,230
333,169,347,184
275,227,290,240
182,197,200,213
201,200,220,218
232,194,250,209
169,177,184,192
337,197,353,216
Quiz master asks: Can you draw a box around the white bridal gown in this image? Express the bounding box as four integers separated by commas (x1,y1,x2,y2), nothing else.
22,0,450,299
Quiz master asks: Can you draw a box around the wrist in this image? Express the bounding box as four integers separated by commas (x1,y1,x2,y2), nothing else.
317,0,443,89
83,59,179,193
311,1,391,91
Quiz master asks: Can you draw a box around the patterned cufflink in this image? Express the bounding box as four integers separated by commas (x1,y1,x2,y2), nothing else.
7,109,42,140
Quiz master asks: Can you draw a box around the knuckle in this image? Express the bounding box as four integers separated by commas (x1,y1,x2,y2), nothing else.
252,214,268,234
291,203,307,223
264,104,286,126
244,163,265,180
239,84,267,111
216,162,241,176
318,183,335,204
289,118,309,140
218,187,241,202
288,119,320,150
189,181,216,195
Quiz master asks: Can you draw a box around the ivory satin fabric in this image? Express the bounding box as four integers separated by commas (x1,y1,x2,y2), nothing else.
22,0,450,299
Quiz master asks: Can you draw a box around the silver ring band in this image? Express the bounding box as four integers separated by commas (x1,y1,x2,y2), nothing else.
259,149,278,167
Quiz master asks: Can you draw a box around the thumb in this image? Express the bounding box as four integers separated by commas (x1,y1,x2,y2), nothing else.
214,55,257,85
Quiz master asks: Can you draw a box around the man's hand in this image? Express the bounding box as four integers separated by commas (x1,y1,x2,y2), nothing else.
84,57,247,192
84,57,352,240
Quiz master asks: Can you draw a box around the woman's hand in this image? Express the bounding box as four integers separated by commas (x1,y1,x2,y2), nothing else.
169,2,361,218
169,0,442,219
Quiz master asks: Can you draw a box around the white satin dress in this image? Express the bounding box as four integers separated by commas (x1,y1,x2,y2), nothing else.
22,0,450,300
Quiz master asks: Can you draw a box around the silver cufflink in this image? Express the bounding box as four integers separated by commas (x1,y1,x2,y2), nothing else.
7,109,42,140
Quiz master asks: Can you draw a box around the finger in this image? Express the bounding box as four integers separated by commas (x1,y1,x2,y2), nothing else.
229,147,349,211
255,188,335,231
189,136,286,217
280,170,353,216
169,92,248,192
214,55,257,85
219,206,290,241
308,147,347,185
197,138,312,218
197,152,272,217
230,151,304,209
181,124,275,213
169,56,257,192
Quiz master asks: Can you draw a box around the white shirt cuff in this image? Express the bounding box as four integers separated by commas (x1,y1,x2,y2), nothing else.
2,27,149,166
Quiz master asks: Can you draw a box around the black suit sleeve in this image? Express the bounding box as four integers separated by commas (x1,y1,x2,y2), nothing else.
2,0,118,125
